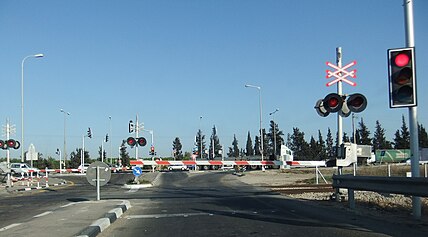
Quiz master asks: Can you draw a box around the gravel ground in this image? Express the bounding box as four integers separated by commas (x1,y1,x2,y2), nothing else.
237,169,428,222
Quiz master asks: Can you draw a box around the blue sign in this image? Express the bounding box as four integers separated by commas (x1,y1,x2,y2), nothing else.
132,166,143,177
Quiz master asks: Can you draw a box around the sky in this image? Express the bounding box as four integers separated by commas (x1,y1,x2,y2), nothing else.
0,0,427,161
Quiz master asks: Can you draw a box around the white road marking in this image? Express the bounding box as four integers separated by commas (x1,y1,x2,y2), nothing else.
126,212,213,219
0,223,22,232
34,211,53,218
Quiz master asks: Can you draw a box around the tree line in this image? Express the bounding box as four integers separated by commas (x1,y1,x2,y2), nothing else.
171,115,428,161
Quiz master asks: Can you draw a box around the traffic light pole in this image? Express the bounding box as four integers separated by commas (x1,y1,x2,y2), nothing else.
404,0,421,219
336,47,343,175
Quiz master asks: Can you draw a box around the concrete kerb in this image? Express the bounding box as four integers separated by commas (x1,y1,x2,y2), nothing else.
77,200,131,237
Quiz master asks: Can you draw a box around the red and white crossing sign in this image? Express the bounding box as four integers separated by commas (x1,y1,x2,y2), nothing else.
326,60,357,87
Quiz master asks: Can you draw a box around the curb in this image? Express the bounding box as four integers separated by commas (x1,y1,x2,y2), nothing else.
76,200,131,237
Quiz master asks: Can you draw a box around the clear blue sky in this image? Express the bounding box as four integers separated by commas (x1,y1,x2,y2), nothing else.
0,0,427,160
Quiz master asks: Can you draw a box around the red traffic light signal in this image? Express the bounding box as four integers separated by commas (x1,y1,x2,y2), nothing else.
127,137,136,147
347,93,367,113
0,140,6,149
388,47,417,108
323,93,343,113
137,137,147,147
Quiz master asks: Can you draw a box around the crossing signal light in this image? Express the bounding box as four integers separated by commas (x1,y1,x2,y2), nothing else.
323,93,343,113
137,137,147,147
388,47,417,108
0,140,6,149
315,93,367,117
347,93,367,113
127,137,136,147
0,139,20,149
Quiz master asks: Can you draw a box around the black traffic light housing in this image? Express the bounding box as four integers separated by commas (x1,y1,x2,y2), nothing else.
137,137,147,147
323,93,344,113
127,137,136,147
129,120,134,133
315,93,367,117
388,47,417,108
126,137,147,147
87,127,92,138
347,93,367,113
0,139,20,150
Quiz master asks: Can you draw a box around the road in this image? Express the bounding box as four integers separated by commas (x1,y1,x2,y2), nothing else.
99,171,427,237
1,171,427,237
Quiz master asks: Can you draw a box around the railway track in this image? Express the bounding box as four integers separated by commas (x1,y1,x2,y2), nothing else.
267,184,333,194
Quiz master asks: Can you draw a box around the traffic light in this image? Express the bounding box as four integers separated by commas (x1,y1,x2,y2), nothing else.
127,137,136,147
87,127,92,138
388,47,417,108
2,139,20,149
323,93,343,113
0,140,6,149
315,93,367,117
105,134,109,142
129,120,134,133
137,137,147,147
347,93,367,113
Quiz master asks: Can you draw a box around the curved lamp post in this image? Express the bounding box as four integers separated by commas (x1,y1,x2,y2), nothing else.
21,54,44,162
245,84,264,171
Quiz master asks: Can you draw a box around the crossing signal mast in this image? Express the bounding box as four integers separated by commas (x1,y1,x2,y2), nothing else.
126,115,147,159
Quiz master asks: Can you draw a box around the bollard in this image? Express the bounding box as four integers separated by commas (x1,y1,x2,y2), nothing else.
45,169,49,188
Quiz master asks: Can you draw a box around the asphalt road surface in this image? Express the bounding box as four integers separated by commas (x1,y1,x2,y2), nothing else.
99,171,428,237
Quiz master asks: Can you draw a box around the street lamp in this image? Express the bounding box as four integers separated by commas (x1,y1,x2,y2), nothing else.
60,109,70,168
269,108,279,158
245,84,264,171
21,53,44,162
199,116,203,159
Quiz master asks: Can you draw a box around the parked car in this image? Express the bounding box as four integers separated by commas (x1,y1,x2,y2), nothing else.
168,164,189,171
78,163,91,173
10,163,40,175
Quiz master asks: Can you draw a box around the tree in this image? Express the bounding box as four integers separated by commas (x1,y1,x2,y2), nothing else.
228,135,239,158
317,130,328,160
254,136,261,156
209,125,222,159
309,136,318,160
245,131,254,156
326,128,334,158
172,137,183,160
394,115,410,149
419,124,428,148
70,148,90,168
98,146,107,161
358,118,371,145
289,127,310,160
195,129,206,158
372,120,392,150
120,140,130,167
268,120,284,158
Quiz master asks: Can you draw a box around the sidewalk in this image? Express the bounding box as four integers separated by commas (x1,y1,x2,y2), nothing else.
0,199,131,237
